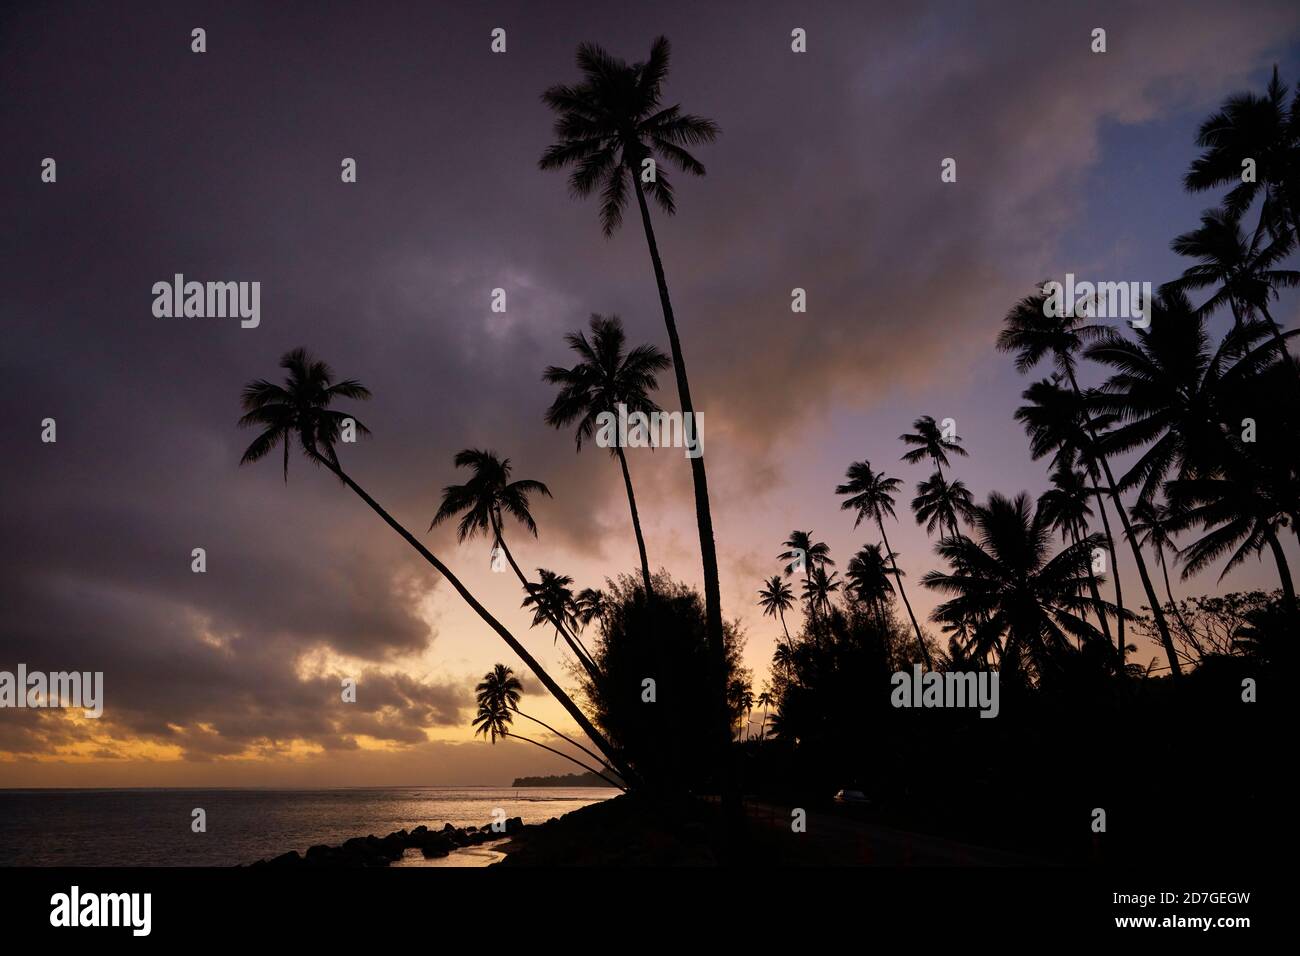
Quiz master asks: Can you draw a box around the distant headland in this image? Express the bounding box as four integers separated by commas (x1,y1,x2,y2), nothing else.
511,771,622,788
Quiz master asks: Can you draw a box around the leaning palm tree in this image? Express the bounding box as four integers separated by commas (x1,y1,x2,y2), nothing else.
755,690,774,740
922,492,1121,683
757,575,796,643
540,36,725,666
1185,66,1300,243
836,461,931,666
474,665,623,789
998,287,1179,676
238,349,627,780
574,587,607,630
521,568,596,667
544,314,671,597
428,449,599,681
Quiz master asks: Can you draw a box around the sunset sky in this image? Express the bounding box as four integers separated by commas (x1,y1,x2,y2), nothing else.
3,0,1298,787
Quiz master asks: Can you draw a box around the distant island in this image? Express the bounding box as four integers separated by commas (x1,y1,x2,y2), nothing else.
511,771,622,788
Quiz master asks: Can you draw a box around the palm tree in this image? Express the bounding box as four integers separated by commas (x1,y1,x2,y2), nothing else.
846,543,899,627
755,690,774,740
473,665,623,789
801,565,842,622
922,492,1120,682
544,314,671,597
779,530,834,632
757,575,796,643
836,461,931,666
899,415,971,529
1038,460,1114,647
521,568,596,666
1185,66,1300,244
1127,499,1195,645
727,678,754,741
540,36,726,669
574,587,607,630
1015,377,1124,654
998,288,1179,676
238,349,627,780
911,472,975,539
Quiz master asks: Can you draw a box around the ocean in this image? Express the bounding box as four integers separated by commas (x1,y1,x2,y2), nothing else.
0,787,616,867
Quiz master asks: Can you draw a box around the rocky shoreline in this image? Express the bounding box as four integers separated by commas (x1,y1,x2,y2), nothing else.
248,816,529,868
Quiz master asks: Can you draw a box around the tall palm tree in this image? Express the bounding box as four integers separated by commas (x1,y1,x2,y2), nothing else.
922,492,1119,682
757,575,795,643
899,415,969,539
998,288,1179,676
429,449,599,681
801,565,842,622
238,349,627,779
836,461,931,667
473,664,623,789
1185,66,1300,243
755,690,774,740
544,314,671,597
779,531,834,632
1038,460,1114,648
727,679,754,741
911,472,975,539
1015,377,1125,655
540,36,726,669
1127,499,1195,645
846,543,899,627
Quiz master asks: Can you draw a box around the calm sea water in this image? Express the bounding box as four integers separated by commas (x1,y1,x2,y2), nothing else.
0,787,615,866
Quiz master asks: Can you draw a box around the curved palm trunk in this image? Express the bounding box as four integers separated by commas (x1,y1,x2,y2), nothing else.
614,446,655,598
1264,527,1298,611
777,607,791,642
490,523,601,682
1066,369,1179,678
1255,302,1300,392
503,732,624,790
876,518,930,667
513,707,617,780
323,461,632,783
630,175,724,672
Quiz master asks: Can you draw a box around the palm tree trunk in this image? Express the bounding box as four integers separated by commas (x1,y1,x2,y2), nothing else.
1255,302,1300,390
614,446,655,598
1086,482,1124,653
492,527,602,682
777,607,791,642
513,707,615,777
503,732,624,789
630,175,724,673
322,460,631,781
1158,551,1194,645
1264,527,1298,610
1066,368,1179,677
1095,455,1181,677
877,519,931,667
1073,525,1114,648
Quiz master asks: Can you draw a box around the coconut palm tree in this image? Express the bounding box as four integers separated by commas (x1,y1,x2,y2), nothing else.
574,587,607,630
1184,66,1300,243
727,678,754,741
911,472,975,539
473,664,623,789
429,449,599,680
836,461,931,667
779,530,834,632
801,565,842,622
1127,499,1195,645
846,543,899,627
544,314,671,597
1038,460,1113,648
540,36,725,667
238,349,627,779
922,492,1120,683
755,690,774,740
757,575,796,643
1016,377,1125,654
998,288,1179,676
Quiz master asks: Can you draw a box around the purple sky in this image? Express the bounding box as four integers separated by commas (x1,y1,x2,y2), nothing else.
2,0,1298,786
